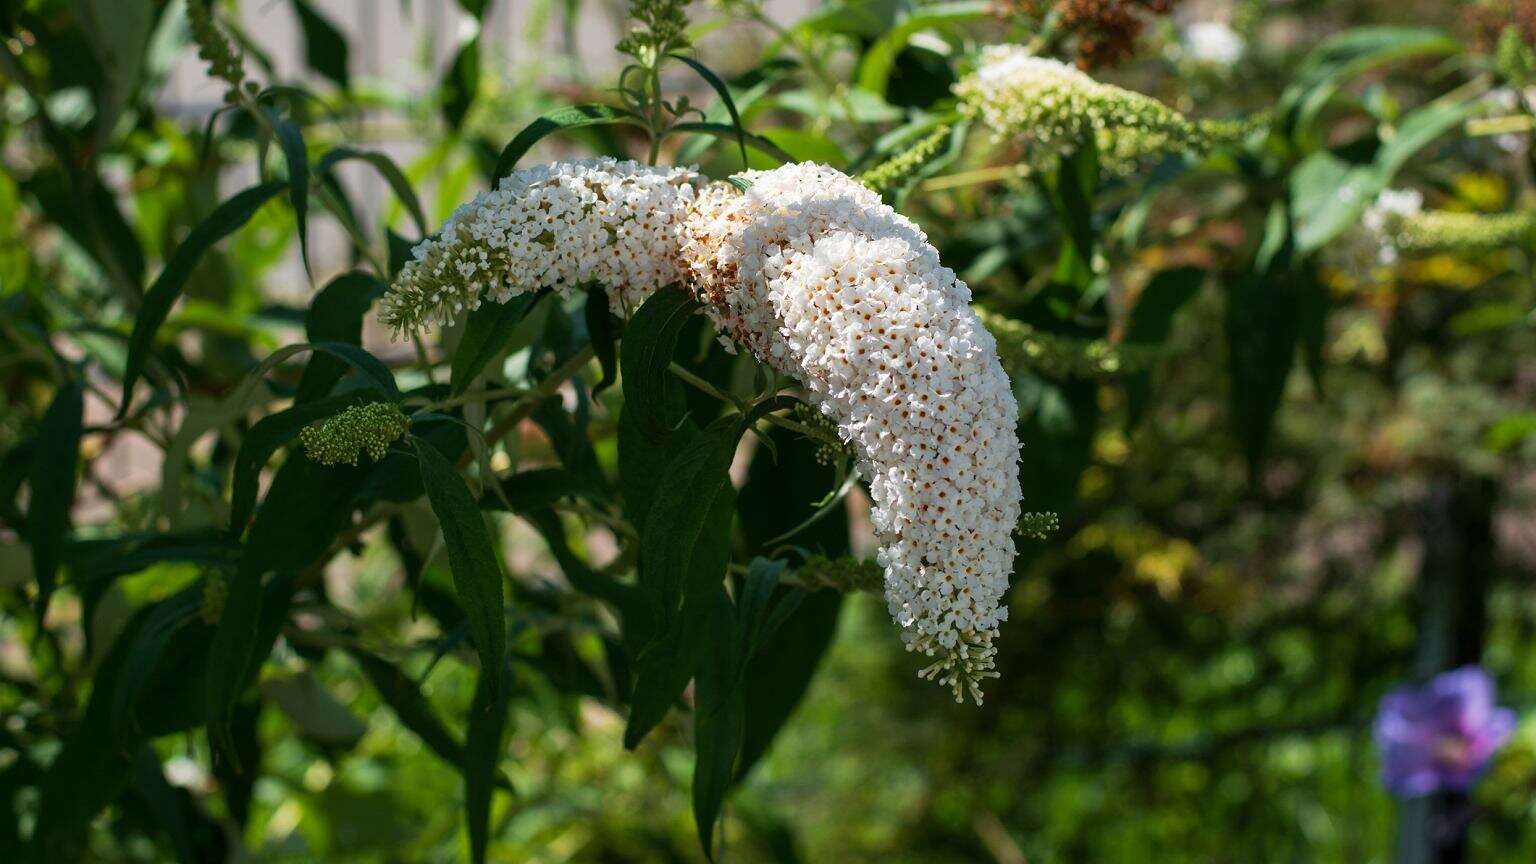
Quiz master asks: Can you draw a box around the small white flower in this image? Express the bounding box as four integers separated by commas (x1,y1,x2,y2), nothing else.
1182,21,1245,66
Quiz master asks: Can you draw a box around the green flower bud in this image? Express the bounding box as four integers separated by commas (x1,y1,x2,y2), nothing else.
859,125,953,195
791,556,885,593
977,307,1155,378
1393,210,1536,253
300,402,410,466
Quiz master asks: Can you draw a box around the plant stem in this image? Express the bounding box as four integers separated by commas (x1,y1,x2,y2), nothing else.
463,345,597,469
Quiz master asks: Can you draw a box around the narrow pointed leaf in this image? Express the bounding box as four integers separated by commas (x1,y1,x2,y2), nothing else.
451,295,537,394
493,104,647,181
295,271,388,402
692,591,744,860
620,286,702,440
669,53,749,165
413,436,507,694
465,664,509,864
120,181,287,416
29,380,83,615
318,148,428,237
274,118,311,275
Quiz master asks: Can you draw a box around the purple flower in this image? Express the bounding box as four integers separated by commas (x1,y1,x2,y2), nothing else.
1374,666,1517,797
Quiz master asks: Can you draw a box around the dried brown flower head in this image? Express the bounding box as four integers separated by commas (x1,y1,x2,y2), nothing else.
997,0,1180,69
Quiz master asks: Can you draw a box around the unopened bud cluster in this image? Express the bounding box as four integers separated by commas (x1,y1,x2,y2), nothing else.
859,125,952,195
955,45,1252,168
791,556,885,593
1394,210,1536,253
978,307,1153,377
188,0,253,104
300,402,410,466
1016,510,1060,540
792,403,854,464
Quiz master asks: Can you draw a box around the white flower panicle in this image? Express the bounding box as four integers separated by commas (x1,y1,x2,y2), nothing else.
378,158,698,333
678,164,1022,703
379,159,1025,703
954,45,1253,169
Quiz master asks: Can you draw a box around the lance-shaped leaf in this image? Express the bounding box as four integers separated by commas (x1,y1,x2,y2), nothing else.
29,380,82,615
620,286,702,440
318,148,428,237
295,271,387,403
692,590,744,860
413,436,507,696
450,294,538,394
585,286,619,396
465,662,509,864
273,117,311,275
493,104,647,181
1228,202,1300,478
120,181,287,417
669,53,749,165
207,452,368,762
289,0,350,89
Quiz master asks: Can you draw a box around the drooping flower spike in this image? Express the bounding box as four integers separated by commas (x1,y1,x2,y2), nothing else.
380,159,1024,703
954,45,1255,169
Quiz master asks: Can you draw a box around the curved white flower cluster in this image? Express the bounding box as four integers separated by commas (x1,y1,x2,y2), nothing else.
679,165,1021,702
378,158,698,332
380,159,1022,702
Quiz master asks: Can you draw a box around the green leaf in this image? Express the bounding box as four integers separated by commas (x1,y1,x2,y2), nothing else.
441,35,482,131
669,53,749,165
1124,266,1205,424
273,117,311,275
737,590,840,780
289,0,351,89
665,122,797,165
734,430,847,779
29,380,82,614
692,590,744,860
228,390,378,536
69,0,154,145
413,436,507,695
1293,98,1482,253
493,104,647,182
624,418,739,748
639,416,741,614
585,286,619,396
1125,266,1205,346
624,591,716,750
1228,202,1300,477
110,590,201,742
450,295,538,394
208,452,368,760
295,271,388,403
261,670,367,748
620,286,702,440
1049,142,1099,288
318,148,429,237
119,181,288,417
854,1,991,97
464,663,509,864
1281,26,1461,142
351,648,473,770
129,744,214,864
